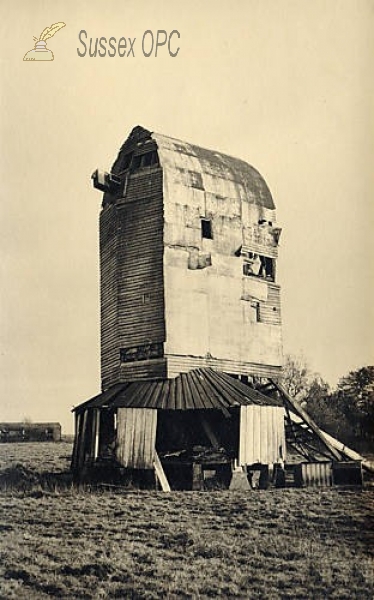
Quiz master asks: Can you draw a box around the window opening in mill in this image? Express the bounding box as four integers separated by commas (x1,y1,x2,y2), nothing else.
201,219,213,240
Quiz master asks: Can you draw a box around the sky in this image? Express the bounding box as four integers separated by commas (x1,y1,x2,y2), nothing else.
1,0,373,433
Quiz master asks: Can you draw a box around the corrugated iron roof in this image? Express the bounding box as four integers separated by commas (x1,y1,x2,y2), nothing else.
73,369,282,413
107,126,275,211
152,131,275,210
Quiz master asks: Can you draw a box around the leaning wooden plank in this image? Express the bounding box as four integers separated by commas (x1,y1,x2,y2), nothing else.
318,429,374,474
90,409,97,461
153,452,171,492
271,380,342,461
288,406,374,472
94,409,100,460
200,415,220,449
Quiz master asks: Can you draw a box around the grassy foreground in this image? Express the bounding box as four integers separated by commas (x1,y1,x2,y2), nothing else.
0,443,373,599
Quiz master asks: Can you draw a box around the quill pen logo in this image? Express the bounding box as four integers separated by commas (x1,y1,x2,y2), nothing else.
24,22,66,61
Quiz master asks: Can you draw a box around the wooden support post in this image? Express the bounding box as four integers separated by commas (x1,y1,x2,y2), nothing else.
71,412,81,470
78,410,88,469
192,463,203,490
90,410,97,462
94,409,100,460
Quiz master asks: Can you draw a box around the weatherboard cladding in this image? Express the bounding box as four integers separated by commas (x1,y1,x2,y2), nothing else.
73,369,282,413
165,356,283,380
100,205,120,387
242,226,279,259
99,126,282,387
259,283,281,326
117,189,165,347
100,160,165,389
119,359,167,382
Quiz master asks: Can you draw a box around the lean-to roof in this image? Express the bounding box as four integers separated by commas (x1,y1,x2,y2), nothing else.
73,369,282,413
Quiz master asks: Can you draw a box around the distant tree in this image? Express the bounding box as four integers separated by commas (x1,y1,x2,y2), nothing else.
306,379,349,439
281,354,315,401
334,366,374,441
304,376,330,417
282,357,374,449
282,354,342,437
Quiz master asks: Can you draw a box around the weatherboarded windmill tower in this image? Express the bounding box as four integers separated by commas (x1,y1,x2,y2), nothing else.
97,125,283,385
72,126,366,489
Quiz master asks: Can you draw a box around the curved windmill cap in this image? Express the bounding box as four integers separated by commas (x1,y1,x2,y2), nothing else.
109,125,275,211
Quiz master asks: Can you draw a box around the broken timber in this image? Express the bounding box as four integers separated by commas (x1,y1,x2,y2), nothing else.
72,124,371,489
270,379,374,473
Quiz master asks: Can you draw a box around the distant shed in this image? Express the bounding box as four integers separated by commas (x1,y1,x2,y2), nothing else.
0,423,62,443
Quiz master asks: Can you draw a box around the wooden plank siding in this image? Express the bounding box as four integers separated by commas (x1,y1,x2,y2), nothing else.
116,408,157,469
242,226,279,259
117,176,165,348
259,283,281,326
295,462,333,487
166,354,283,380
100,167,165,390
98,126,283,389
239,405,285,465
119,358,167,382
100,205,120,389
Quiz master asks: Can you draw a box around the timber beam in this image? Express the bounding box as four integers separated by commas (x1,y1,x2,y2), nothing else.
270,379,343,461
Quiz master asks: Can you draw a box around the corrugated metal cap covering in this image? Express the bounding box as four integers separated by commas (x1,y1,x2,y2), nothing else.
107,126,274,211
152,131,275,210
73,369,282,413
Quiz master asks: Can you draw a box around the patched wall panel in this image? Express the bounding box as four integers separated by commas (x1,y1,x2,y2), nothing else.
163,249,283,374
116,408,157,469
99,127,283,386
239,405,286,465
153,130,283,378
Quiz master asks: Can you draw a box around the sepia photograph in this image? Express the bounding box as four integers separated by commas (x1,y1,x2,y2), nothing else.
0,1,373,598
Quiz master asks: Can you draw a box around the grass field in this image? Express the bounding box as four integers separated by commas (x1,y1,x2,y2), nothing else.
0,442,373,599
